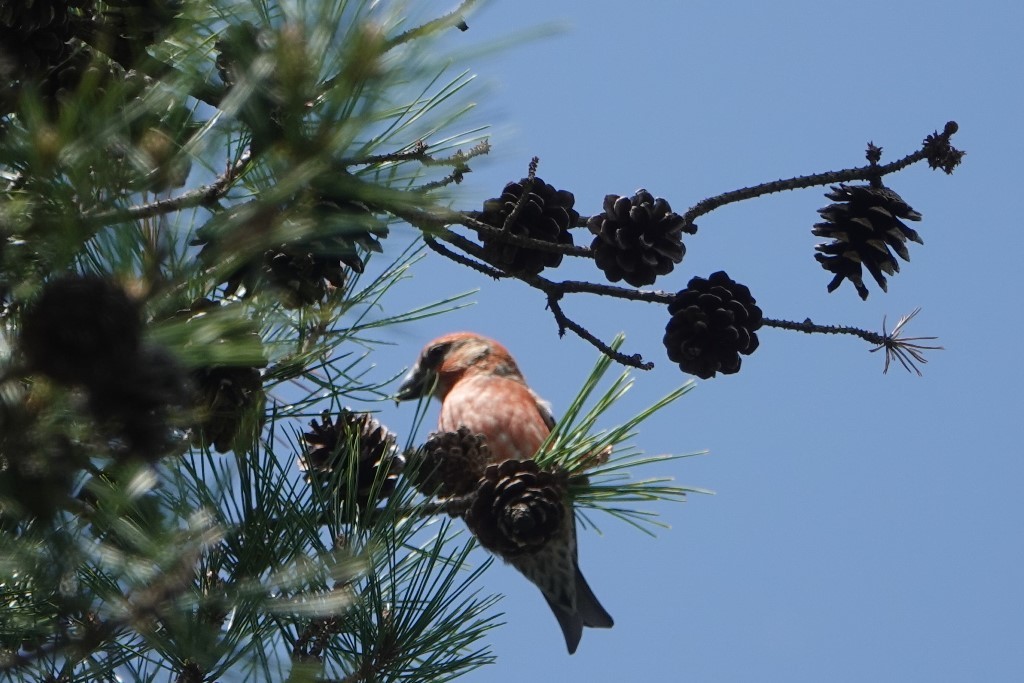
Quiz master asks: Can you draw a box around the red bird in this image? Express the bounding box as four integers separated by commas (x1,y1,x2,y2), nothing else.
396,332,613,654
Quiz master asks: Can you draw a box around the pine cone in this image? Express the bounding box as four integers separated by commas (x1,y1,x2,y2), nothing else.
309,197,387,275
0,431,82,522
663,271,763,379
587,189,692,287
87,344,189,460
195,198,384,307
407,428,490,498
0,0,79,71
477,177,577,275
213,21,287,154
20,274,143,389
214,22,264,87
192,365,263,453
177,299,268,453
464,459,567,557
98,0,184,65
262,249,334,309
0,1,99,114
300,410,405,509
813,184,923,300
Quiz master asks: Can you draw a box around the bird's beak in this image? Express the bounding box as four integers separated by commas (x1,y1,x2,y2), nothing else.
394,365,433,402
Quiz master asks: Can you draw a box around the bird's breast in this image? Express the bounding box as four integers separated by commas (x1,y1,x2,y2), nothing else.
439,375,550,463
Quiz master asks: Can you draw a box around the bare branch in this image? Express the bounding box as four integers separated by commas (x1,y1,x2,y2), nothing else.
762,316,887,345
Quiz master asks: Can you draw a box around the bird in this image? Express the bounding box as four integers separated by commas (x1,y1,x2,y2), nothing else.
396,332,613,654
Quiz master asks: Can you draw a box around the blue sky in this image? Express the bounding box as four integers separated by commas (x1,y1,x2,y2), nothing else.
358,1,1023,681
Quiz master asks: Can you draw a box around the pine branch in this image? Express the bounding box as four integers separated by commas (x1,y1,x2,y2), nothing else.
678,122,959,230
395,122,959,374
383,0,478,51
70,17,224,108
82,150,253,226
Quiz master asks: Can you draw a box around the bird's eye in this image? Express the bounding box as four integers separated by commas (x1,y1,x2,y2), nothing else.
423,342,451,367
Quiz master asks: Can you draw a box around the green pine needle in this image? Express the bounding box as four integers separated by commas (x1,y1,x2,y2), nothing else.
533,334,705,533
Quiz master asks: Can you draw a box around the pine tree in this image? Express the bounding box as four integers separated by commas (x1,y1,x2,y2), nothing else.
0,1,960,681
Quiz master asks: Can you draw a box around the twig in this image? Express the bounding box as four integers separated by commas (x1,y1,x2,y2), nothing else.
456,211,594,257
398,124,957,374
415,169,467,193
82,150,253,226
762,316,886,345
765,310,942,375
391,208,662,369
547,294,654,370
341,142,431,167
423,236,508,279
343,140,490,170
71,17,224,108
554,279,672,303
383,0,478,51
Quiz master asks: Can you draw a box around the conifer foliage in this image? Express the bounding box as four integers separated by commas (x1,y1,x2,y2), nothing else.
0,0,960,680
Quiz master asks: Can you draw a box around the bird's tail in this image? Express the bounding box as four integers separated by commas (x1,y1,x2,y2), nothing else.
575,565,614,629
544,566,614,654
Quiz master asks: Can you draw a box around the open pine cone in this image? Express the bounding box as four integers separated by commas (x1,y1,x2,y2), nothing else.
407,427,490,499
177,298,267,453
587,189,691,287
300,410,405,510
464,459,567,557
813,184,923,300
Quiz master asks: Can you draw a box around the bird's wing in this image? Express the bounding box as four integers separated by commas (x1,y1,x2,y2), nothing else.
529,387,557,431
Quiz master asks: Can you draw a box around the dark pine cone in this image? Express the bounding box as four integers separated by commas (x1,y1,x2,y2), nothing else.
214,22,285,153
464,459,567,558
407,427,490,499
0,0,82,75
300,410,405,509
813,184,923,300
195,198,384,308
477,177,577,275
20,274,143,389
663,271,763,379
587,189,692,287
98,0,184,65
262,249,341,309
192,365,263,453
178,298,268,453
88,344,190,461
256,199,385,308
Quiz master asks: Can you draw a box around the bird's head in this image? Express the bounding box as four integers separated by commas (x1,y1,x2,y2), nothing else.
395,332,523,402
